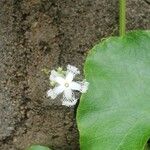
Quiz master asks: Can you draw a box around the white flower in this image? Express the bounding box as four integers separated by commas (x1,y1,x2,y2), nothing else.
47,64,89,107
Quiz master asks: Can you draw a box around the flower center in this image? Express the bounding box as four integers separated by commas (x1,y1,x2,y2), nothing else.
64,83,69,87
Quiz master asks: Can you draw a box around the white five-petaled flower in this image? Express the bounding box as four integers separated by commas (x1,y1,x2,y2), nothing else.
47,65,89,107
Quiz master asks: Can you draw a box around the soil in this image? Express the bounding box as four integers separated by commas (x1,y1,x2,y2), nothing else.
0,0,149,150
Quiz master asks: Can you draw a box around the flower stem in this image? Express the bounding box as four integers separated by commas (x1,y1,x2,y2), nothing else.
119,0,126,36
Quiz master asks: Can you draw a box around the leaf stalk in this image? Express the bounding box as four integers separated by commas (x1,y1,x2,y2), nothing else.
119,0,126,36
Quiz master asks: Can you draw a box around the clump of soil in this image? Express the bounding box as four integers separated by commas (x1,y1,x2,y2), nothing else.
0,0,149,150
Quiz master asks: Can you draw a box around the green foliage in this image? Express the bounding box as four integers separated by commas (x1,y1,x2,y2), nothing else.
26,145,50,150
77,31,150,150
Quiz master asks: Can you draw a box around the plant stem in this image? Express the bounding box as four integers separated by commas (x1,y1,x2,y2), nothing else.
119,0,126,36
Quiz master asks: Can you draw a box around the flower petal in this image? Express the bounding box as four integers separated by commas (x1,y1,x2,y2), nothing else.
65,72,74,82
50,70,60,81
64,88,73,100
70,81,81,91
74,80,89,93
62,90,77,107
50,70,65,84
55,77,65,85
62,98,77,107
47,89,56,99
65,65,80,82
47,85,64,99
67,64,80,75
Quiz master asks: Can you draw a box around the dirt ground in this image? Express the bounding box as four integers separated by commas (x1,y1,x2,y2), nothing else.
0,0,150,150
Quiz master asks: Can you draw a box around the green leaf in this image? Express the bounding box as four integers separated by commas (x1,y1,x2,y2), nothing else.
26,145,50,150
77,31,150,150
144,143,150,150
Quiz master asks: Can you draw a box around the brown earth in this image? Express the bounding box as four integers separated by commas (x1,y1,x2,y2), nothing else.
0,0,150,150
